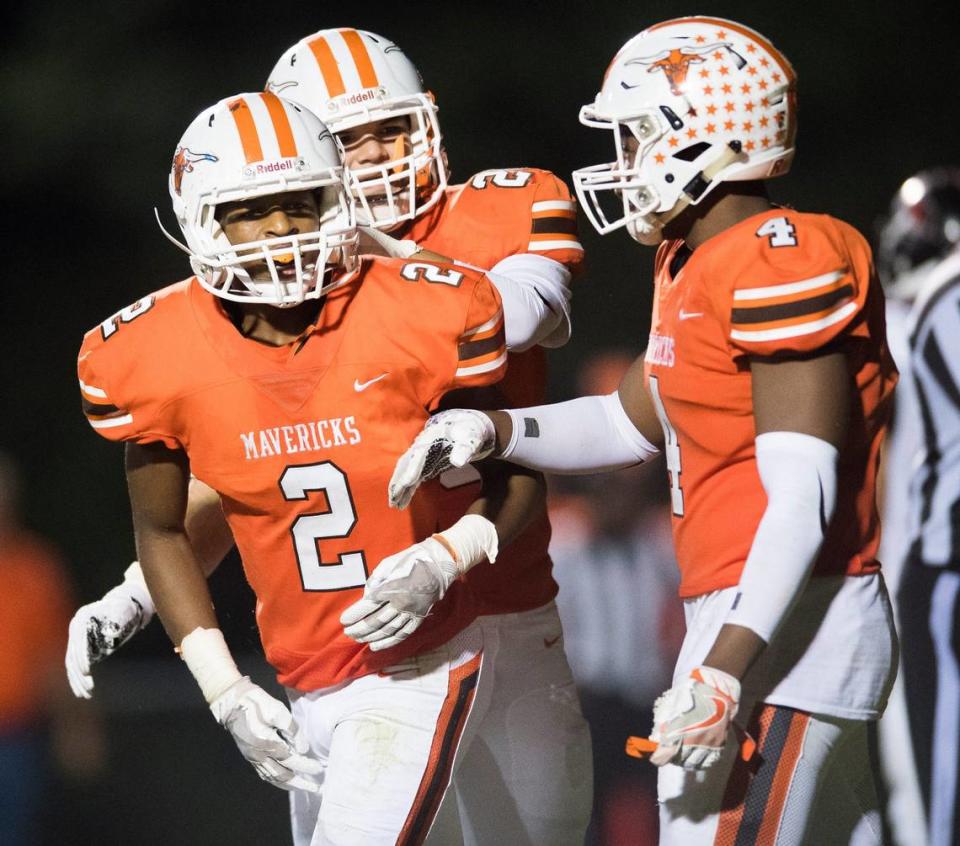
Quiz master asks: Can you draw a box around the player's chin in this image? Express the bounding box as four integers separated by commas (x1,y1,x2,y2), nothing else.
627,219,666,247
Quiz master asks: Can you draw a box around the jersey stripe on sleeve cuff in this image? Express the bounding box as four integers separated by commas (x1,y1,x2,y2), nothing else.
730,268,855,342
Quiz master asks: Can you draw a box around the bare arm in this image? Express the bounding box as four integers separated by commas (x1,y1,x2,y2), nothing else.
185,478,235,577
467,460,546,549
126,441,217,646
702,350,849,679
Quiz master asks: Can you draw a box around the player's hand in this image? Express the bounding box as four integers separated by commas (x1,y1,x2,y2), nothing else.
66,563,155,699
389,409,497,509
649,666,740,769
357,225,422,259
210,676,323,795
340,538,457,651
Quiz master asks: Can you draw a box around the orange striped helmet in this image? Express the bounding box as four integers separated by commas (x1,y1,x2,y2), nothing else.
266,29,446,231
166,92,359,306
572,17,797,243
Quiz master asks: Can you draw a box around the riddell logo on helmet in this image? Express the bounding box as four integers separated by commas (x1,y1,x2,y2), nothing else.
242,158,307,179
330,87,386,109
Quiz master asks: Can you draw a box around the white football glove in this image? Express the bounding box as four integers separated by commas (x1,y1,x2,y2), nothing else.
340,515,499,651
357,225,422,259
210,676,323,795
389,410,497,509
649,666,741,769
340,538,457,651
66,562,155,699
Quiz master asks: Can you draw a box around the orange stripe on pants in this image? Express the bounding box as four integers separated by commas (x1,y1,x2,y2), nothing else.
398,652,482,846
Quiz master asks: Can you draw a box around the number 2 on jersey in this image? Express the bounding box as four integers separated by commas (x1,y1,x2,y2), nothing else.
279,462,367,591
648,376,685,517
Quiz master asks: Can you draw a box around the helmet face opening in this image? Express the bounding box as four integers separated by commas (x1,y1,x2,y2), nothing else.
168,92,360,307
573,17,796,242
266,29,448,232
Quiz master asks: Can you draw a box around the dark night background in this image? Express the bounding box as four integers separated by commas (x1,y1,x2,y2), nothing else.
2,1,957,842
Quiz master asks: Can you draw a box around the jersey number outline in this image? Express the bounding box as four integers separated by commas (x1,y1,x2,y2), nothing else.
756,216,798,248
279,461,368,592
400,262,464,287
100,296,156,340
649,375,685,517
470,169,533,190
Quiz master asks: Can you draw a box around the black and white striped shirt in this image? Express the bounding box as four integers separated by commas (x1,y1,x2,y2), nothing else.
907,251,960,568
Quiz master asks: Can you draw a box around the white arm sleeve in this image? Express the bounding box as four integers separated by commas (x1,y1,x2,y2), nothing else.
500,392,659,473
725,431,839,642
485,253,573,352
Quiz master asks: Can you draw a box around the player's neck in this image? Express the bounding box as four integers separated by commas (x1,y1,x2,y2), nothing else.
673,183,775,251
225,299,323,347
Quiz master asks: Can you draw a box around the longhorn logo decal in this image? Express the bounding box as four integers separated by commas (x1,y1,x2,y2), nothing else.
627,43,730,96
172,147,219,195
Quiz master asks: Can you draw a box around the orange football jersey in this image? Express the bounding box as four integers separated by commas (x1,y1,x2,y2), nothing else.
408,168,583,614
78,258,506,691
643,209,897,598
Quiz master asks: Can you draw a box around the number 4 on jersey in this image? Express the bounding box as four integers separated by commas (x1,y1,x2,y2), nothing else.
756,216,798,248
649,376,684,517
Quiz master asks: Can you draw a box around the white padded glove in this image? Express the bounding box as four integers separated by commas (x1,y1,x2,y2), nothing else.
66,562,155,698
650,666,740,769
389,409,496,509
340,515,498,651
210,677,323,794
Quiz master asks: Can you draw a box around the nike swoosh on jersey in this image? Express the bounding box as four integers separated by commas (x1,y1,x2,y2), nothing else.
678,309,704,320
354,373,389,392
543,635,561,648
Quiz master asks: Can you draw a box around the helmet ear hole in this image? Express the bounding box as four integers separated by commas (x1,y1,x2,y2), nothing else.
673,142,712,162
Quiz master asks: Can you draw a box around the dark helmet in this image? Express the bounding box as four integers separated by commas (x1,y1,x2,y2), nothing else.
876,167,960,298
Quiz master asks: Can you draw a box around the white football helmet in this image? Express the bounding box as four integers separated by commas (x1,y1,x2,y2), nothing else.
166,91,358,306
573,17,797,241
266,28,447,230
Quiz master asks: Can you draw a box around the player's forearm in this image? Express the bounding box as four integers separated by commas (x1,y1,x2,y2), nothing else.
185,478,234,576
487,392,661,473
135,530,218,645
713,432,839,678
466,462,546,549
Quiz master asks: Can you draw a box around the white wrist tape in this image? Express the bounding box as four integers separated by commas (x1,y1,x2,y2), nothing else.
500,392,659,474
178,627,243,704
725,431,839,643
433,514,499,575
122,561,156,618
486,254,573,351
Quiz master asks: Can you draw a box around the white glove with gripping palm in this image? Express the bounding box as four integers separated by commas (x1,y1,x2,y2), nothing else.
388,410,496,509
210,676,323,794
66,562,155,698
649,666,741,769
180,627,322,794
340,515,499,651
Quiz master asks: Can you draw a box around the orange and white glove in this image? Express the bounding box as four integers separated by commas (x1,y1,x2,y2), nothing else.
650,666,740,769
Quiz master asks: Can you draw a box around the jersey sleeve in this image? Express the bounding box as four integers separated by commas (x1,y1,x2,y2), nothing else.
715,214,873,358
396,261,506,409
524,170,585,271
77,296,181,448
